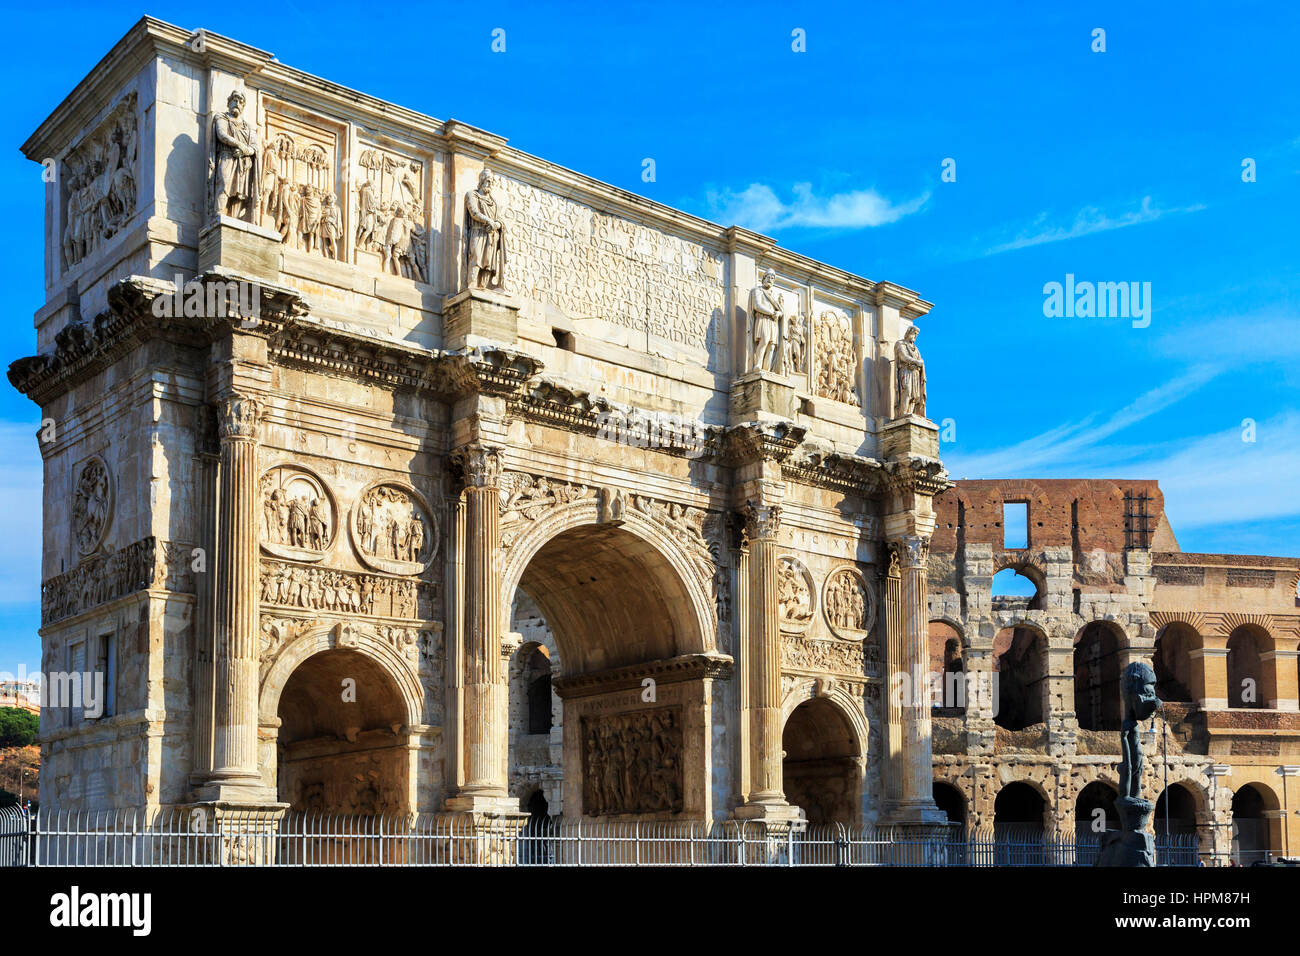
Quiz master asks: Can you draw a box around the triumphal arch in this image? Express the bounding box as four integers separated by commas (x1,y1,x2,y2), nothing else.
12,19,949,829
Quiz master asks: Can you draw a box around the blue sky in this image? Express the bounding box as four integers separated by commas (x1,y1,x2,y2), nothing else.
1,1,1297,669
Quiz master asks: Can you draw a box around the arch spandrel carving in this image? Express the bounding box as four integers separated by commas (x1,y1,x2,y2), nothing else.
498,494,722,669
779,676,870,764
258,619,426,729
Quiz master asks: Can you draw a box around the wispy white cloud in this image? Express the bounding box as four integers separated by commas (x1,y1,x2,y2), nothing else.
705,182,930,233
984,196,1206,256
1136,411,1300,531
944,364,1220,478
0,420,43,606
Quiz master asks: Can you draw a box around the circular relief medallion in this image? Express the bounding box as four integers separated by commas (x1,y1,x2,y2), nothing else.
72,456,113,556
260,464,338,562
822,566,875,641
350,480,438,574
777,555,815,633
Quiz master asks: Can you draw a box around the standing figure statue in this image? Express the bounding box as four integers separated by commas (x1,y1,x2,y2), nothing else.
894,325,927,418
1097,660,1161,867
464,169,508,291
208,90,261,221
749,268,784,372
1118,661,1161,801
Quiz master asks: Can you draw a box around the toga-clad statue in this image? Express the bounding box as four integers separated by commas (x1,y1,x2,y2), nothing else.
208,90,261,222
464,169,507,291
894,325,927,418
749,268,785,372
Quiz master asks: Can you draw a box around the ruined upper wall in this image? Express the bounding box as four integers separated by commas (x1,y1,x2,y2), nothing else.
931,478,1173,554
21,17,935,457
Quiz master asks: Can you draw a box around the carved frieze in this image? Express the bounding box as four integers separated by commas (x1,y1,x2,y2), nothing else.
823,566,875,640
259,103,343,259
495,174,725,354
355,146,427,280
350,481,438,574
42,536,194,626
258,559,429,620
781,634,868,678
778,556,815,632
62,92,138,270
260,465,337,561
72,456,113,556
813,308,858,405
581,708,684,816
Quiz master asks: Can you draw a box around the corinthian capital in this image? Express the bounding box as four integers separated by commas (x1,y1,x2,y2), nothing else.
743,502,782,541
893,534,930,570
453,443,504,489
218,395,261,441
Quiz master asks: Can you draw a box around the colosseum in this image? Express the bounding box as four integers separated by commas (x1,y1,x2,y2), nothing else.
9,18,1297,865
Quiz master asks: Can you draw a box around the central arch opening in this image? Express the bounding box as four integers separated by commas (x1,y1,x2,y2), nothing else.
275,648,410,814
781,697,861,825
508,520,708,820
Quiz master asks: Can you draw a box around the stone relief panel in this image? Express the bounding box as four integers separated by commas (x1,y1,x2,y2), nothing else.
812,308,859,406
258,615,430,671
259,103,344,259
258,559,429,620
72,456,113,557
495,174,725,357
260,465,337,561
778,556,815,633
781,634,868,677
350,481,438,575
42,537,195,626
823,566,875,641
581,708,684,816
62,92,138,270
355,145,427,281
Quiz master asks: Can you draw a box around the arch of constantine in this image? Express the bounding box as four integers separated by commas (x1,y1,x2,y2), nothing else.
13,19,1299,862
11,19,946,831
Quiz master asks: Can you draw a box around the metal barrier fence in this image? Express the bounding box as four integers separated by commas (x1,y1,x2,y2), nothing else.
0,809,1200,867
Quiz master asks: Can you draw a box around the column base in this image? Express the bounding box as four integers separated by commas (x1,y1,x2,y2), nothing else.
443,792,527,819
193,771,279,808
884,799,951,827
733,801,807,827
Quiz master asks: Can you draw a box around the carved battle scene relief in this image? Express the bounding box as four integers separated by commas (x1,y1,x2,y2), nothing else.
258,559,430,620
72,456,113,556
258,105,343,259
260,465,336,561
780,634,868,676
778,556,814,632
350,482,437,575
494,175,725,354
813,308,859,405
355,146,427,281
581,709,684,816
61,93,138,270
42,537,195,626
823,567,875,640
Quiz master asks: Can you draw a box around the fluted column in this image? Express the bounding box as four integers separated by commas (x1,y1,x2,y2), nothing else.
893,533,943,820
190,406,219,782
200,394,271,803
447,443,514,812
743,503,787,807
